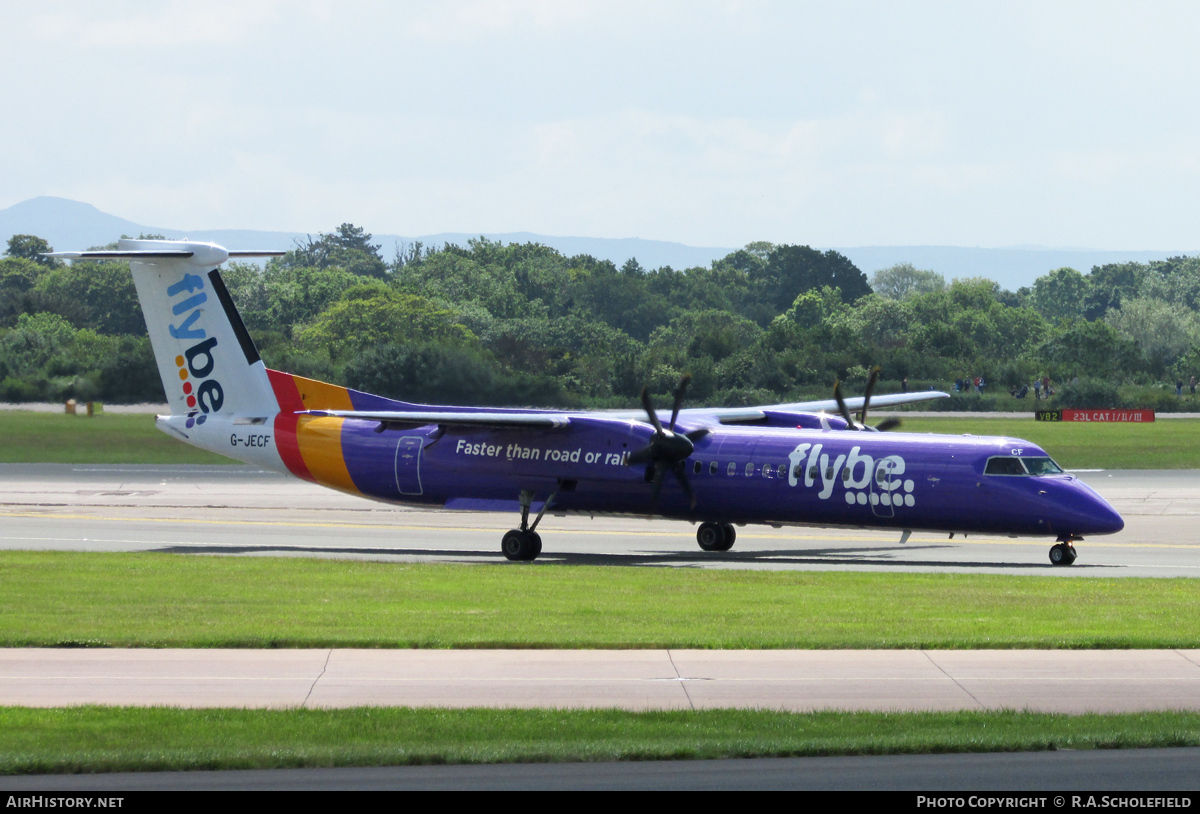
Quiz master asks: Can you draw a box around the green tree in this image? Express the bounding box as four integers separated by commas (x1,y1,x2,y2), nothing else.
284,223,387,278
1105,297,1200,370
870,262,945,300
5,235,60,267
294,285,476,361
756,245,871,314
32,261,144,335
1083,262,1146,320
1029,267,1088,322
1036,318,1140,380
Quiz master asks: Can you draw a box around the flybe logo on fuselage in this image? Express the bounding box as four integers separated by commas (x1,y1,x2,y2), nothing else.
786,442,917,508
167,271,224,428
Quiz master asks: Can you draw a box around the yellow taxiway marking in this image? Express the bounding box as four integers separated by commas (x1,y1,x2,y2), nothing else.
1,510,1197,550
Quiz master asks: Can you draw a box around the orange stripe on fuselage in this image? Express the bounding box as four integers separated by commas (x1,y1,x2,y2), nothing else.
289,374,355,411
294,415,360,495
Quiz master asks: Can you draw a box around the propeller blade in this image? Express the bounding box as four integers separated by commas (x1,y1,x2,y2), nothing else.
626,446,655,466
860,366,880,426
833,380,856,428
875,417,902,432
669,374,691,431
685,428,710,443
673,461,696,509
649,462,667,508
640,387,664,434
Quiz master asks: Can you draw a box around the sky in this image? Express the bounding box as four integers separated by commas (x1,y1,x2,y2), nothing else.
3,0,1199,250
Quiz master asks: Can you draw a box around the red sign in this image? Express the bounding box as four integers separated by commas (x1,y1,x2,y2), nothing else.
1060,409,1155,423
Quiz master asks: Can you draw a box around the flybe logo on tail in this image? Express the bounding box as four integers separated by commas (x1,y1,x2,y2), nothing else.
167,271,224,428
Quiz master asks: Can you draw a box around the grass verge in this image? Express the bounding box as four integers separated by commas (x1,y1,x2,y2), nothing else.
900,417,1200,470
3,708,1199,775
0,411,231,465
3,552,1199,648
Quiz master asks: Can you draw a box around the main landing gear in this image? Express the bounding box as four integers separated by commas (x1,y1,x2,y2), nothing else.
503,489,556,562
697,521,736,552
1049,536,1079,566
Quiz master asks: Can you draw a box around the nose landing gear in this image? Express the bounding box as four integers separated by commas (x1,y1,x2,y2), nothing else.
697,522,736,552
1049,536,1079,566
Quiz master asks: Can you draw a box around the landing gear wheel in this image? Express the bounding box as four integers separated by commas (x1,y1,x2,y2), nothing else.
697,522,723,551
502,529,540,561
697,522,735,552
1049,543,1076,566
719,523,736,551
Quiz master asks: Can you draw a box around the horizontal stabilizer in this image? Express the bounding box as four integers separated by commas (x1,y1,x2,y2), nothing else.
45,250,195,260
45,248,285,263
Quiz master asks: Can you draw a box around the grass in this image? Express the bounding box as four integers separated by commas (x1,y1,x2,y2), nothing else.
2,708,1199,775
1,410,1198,469
0,411,231,465
900,417,1200,470
2,552,1198,649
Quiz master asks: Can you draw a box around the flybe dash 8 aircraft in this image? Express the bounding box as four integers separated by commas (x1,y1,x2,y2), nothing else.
48,239,1124,565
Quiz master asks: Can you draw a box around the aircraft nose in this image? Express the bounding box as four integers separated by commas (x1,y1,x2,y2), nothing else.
1070,482,1124,535
1092,497,1125,535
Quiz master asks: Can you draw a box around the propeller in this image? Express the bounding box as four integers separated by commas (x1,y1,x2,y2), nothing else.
627,374,709,510
832,366,902,432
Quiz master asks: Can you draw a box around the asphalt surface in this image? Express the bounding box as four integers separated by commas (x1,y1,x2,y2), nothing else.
3,749,1199,791
1,464,1197,576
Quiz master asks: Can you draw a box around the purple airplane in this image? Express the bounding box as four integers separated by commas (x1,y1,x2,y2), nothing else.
50,240,1124,566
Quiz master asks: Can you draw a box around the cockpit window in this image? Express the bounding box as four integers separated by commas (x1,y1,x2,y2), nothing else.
985,456,1027,476
1023,457,1063,476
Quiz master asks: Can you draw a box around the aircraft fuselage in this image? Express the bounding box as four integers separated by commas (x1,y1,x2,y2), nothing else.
162,411,1123,541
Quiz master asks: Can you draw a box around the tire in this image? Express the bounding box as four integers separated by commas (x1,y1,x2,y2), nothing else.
503,529,535,561
718,523,737,551
1062,545,1077,565
697,522,723,551
528,531,543,558
1049,543,1067,565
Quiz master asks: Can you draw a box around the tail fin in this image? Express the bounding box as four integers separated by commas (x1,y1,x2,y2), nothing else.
51,239,284,417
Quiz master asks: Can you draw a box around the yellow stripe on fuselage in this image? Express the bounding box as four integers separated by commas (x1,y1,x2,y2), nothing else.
295,415,360,495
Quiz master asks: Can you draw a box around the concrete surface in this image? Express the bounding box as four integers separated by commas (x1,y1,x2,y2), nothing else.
2,648,1199,712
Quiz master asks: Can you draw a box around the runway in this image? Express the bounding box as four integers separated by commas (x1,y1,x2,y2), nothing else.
3,648,1200,712
1,464,1198,576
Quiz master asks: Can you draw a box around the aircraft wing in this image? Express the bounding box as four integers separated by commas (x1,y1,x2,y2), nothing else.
301,409,573,428
301,390,949,429
700,390,952,424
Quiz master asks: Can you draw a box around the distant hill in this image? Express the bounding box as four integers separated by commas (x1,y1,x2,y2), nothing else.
3,196,1196,290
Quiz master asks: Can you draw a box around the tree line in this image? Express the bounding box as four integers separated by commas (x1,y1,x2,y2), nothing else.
2,227,1198,410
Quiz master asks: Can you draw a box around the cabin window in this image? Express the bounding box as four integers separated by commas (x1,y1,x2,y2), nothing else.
710,461,719,475
841,468,850,481
745,463,755,477
777,464,787,479
1023,457,1064,476
875,467,887,483
727,461,737,476
985,456,1027,476
693,460,702,475
763,464,772,478
793,464,803,479
809,465,819,480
